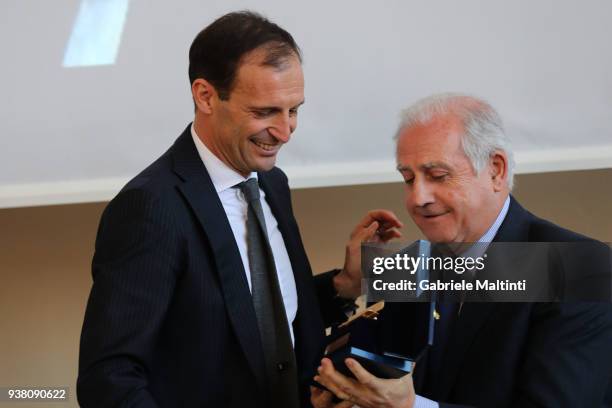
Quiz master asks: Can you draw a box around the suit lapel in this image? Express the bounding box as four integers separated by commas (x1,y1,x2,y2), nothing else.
171,126,267,392
435,302,499,399
258,172,309,295
258,172,314,323
259,171,330,391
436,196,531,399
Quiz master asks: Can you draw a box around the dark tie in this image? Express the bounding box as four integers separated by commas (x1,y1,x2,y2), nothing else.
423,245,460,399
237,178,300,407
424,300,459,397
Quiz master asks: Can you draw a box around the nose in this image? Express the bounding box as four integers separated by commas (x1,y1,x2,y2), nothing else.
268,113,294,143
408,178,435,208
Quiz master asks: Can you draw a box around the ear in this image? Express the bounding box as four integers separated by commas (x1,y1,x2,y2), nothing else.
191,78,216,114
489,150,508,192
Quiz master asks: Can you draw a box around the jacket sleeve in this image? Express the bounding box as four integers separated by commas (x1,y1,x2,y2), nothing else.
436,303,612,408
510,302,612,407
77,188,182,408
313,270,356,328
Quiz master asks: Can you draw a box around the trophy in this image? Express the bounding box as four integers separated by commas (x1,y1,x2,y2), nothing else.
321,240,436,380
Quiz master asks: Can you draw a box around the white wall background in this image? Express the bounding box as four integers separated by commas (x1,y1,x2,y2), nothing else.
1,0,612,208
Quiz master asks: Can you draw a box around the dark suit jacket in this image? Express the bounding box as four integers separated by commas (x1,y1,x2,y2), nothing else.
77,125,344,407
387,196,612,407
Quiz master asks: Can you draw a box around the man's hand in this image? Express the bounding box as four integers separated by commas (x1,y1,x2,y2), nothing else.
310,386,353,408
334,210,403,299
313,358,415,408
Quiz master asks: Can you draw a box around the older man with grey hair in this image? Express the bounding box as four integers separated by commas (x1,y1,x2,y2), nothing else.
313,93,612,408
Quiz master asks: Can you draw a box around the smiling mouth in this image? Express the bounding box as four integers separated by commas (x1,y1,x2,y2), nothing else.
251,140,279,152
422,212,449,219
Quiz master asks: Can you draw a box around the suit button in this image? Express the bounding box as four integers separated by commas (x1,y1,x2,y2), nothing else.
277,361,288,371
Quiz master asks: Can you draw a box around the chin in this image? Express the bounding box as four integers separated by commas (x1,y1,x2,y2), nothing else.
423,229,456,244
253,159,277,172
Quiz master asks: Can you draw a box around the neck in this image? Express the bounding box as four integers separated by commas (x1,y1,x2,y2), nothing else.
192,115,251,178
192,114,213,152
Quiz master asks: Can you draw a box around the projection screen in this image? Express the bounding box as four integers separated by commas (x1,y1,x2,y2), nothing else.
1,0,611,208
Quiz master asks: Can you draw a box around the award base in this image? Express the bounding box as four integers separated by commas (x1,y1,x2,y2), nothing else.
318,301,415,384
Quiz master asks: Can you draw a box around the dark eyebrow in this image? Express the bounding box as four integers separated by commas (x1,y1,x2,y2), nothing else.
249,100,305,112
250,107,280,114
396,164,413,173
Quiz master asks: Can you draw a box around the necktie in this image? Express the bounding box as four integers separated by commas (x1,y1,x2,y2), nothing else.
237,178,300,407
424,300,459,397
423,244,460,398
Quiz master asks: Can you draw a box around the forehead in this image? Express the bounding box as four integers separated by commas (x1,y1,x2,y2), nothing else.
396,115,469,171
231,50,304,104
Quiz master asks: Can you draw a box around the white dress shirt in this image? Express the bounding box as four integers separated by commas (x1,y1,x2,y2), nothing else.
191,125,298,345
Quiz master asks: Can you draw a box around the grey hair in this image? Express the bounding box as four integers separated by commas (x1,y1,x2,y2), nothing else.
395,93,515,189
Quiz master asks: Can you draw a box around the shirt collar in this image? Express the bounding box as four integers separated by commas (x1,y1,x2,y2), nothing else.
458,195,510,260
478,195,510,243
191,124,257,193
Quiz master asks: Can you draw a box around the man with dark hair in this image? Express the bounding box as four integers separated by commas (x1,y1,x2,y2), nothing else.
77,11,401,408
188,11,302,101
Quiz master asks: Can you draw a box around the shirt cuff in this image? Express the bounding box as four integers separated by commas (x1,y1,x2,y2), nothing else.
414,394,439,408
